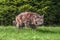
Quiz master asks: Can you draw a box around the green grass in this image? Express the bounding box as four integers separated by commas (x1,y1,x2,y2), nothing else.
0,26,60,40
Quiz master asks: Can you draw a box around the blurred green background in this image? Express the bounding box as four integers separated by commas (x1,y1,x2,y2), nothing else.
0,0,60,25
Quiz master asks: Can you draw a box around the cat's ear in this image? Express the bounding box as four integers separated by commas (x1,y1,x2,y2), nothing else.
41,14,44,18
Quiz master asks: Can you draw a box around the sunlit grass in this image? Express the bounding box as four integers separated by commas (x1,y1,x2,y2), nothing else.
0,26,60,40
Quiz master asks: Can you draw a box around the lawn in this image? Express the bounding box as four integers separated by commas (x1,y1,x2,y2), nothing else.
0,26,60,40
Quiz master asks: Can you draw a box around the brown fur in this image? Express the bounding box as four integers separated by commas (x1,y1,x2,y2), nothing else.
15,12,44,29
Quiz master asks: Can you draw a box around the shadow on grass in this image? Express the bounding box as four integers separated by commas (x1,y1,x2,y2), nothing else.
36,28,60,33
